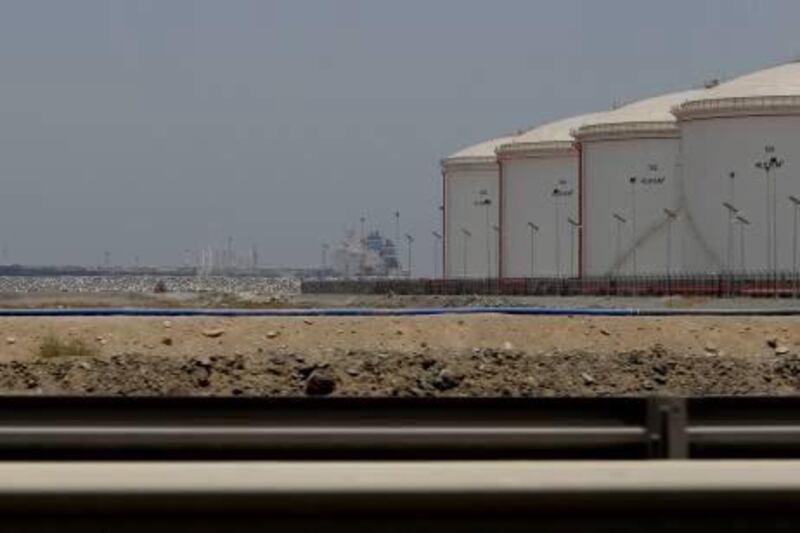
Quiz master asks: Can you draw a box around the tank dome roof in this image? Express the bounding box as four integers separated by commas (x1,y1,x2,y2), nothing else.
441,133,520,170
574,89,703,141
496,113,603,158
675,62,800,120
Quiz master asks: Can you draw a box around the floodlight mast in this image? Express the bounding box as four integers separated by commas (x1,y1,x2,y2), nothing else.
491,224,500,279
629,176,638,277
790,196,800,297
612,212,627,275
404,233,414,278
527,222,539,278
755,146,785,274
551,181,573,279
321,243,330,278
474,190,493,278
663,208,677,279
432,231,443,279
460,227,471,278
735,214,750,273
567,217,581,277
722,201,740,274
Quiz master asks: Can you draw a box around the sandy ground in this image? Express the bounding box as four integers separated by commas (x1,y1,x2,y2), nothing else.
2,289,800,396
0,313,800,396
0,314,797,362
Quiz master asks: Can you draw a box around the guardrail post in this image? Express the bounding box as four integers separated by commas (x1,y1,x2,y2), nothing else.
647,397,689,459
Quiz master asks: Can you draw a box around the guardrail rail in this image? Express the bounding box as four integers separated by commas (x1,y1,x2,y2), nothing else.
1,396,800,460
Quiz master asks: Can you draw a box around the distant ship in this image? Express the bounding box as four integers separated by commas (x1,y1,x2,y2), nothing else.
331,229,400,278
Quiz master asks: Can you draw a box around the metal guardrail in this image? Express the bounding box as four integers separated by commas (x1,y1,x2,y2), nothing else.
2,396,800,460
6,461,800,531
5,461,800,529
4,396,800,530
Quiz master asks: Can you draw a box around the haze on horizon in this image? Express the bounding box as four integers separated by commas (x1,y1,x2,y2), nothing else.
0,0,798,274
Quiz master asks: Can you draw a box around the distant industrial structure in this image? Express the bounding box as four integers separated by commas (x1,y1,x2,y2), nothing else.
441,61,800,280
328,228,401,278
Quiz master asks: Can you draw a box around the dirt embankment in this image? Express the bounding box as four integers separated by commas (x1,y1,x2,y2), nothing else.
1,314,800,396
2,346,800,397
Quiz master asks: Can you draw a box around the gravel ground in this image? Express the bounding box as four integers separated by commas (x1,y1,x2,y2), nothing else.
289,293,800,310
1,276,799,311
0,314,799,396
0,276,299,296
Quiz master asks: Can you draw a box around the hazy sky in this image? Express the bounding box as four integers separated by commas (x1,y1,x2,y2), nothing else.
1,0,799,272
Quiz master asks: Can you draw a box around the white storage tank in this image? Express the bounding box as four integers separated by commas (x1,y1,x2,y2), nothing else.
574,89,702,277
496,113,602,278
441,135,518,278
675,62,800,274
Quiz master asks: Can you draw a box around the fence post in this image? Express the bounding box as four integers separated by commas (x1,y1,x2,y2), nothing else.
647,397,689,459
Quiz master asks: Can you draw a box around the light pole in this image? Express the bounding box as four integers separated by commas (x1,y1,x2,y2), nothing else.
613,212,627,276
460,227,471,278
755,147,785,274
790,195,800,297
567,217,580,278
392,211,401,272
492,224,500,279
321,243,329,278
735,214,750,273
527,222,539,278
722,201,739,297
405,233,414,278
663,208,677,279
722,201,739,274
437,204,444,276
474,191,493,278
629,176,638,277
552,181,573,279
432,231,443,279
394,210,400,249
555,189,561,278
226,236,233,270
359,216,367,277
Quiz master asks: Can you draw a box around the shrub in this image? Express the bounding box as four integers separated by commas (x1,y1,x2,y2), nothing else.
37,335,99,358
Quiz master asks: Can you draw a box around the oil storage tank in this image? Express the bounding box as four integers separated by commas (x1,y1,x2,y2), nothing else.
674,62,800,274
574,90,703,277
496,113,602,278
441,135,518,278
